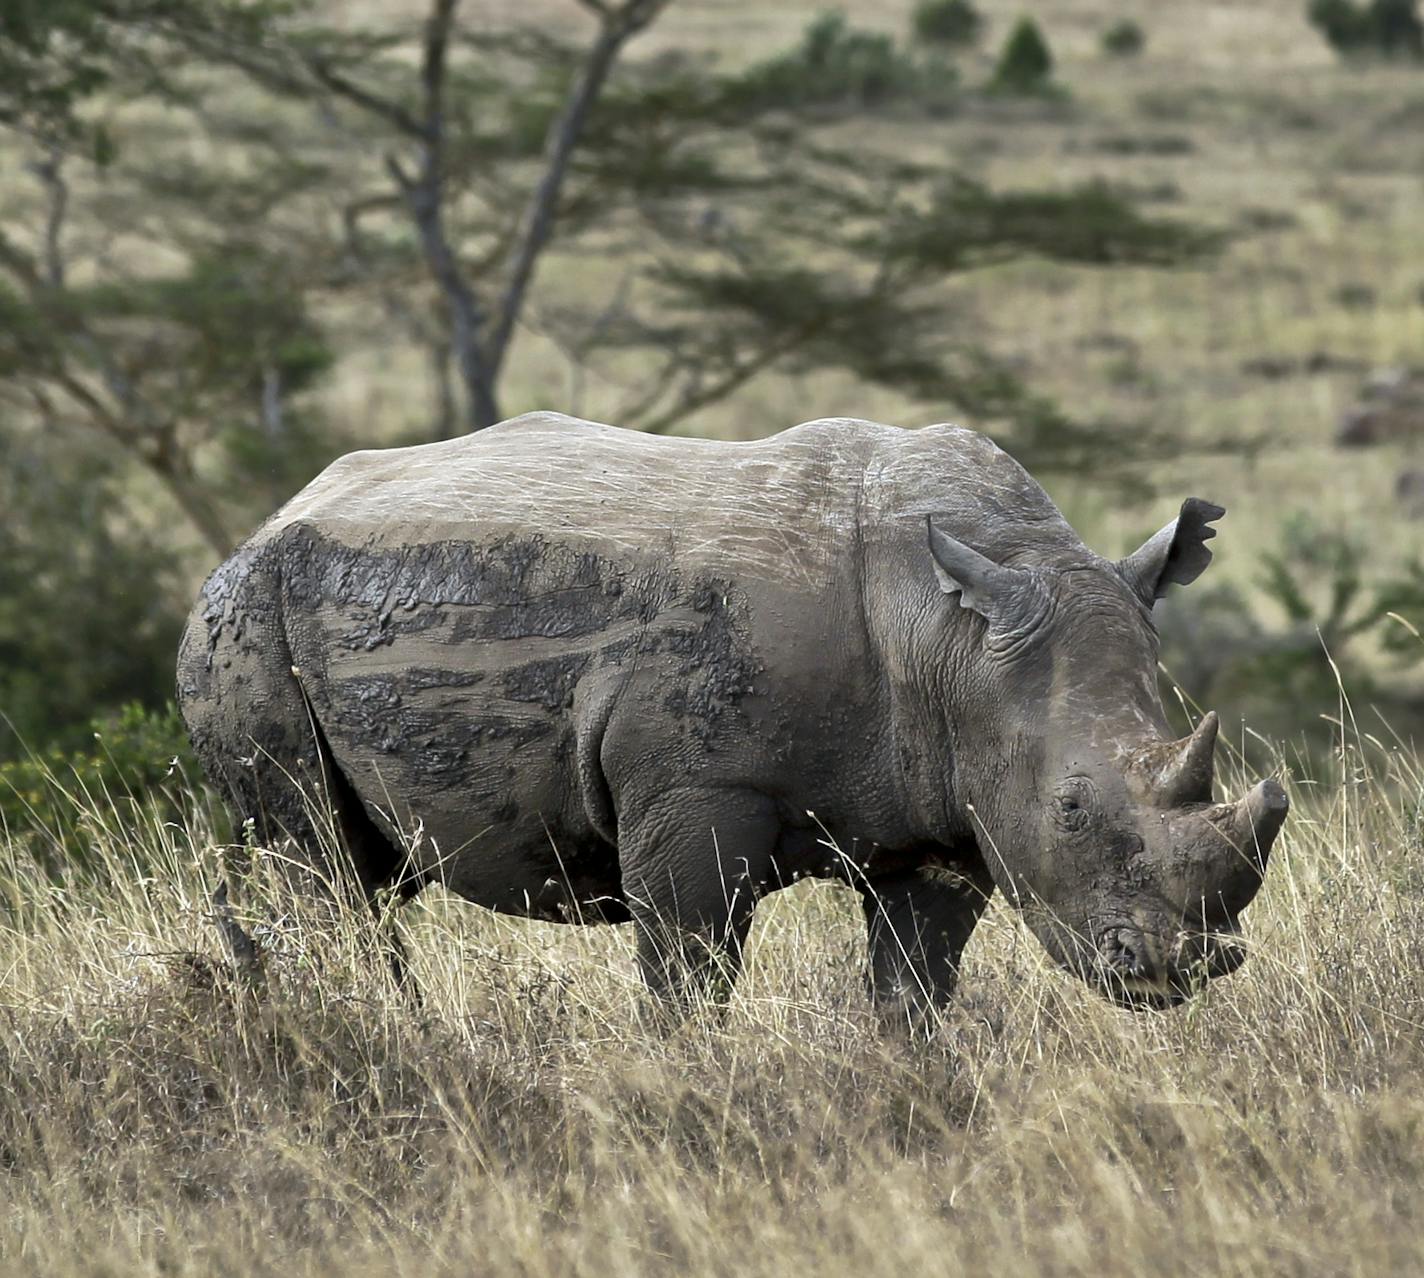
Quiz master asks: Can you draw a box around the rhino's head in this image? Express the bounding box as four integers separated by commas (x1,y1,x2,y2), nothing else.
927,500,1287,1009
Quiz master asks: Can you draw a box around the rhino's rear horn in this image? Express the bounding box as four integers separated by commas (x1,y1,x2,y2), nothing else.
1157,710,1219,806
1234,778,1289,862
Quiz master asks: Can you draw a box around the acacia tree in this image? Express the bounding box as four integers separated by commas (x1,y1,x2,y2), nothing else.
169,0,1212,442
0,0,1215,558
0,1,339,555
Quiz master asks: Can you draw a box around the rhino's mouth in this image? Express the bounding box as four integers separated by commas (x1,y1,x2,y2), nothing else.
1099,973,1186,1012
1092,923,1247,1012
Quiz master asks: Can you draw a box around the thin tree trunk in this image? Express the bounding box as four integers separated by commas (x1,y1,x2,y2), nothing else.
155,464,235,559
484,0,668,385
430,339,459,438
389,0,501,431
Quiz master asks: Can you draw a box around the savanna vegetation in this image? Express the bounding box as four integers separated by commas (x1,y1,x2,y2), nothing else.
3,0,1424,1274
4,705,1423,1275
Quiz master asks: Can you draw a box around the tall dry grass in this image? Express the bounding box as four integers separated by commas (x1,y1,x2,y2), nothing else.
2,724,1423,1277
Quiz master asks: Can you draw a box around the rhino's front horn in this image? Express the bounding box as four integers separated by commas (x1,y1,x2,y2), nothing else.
1235,778,1290,858
1214,778,1289,913
1157,711,1219,806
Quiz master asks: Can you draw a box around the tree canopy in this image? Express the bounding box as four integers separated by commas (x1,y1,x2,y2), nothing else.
0,0,1219,749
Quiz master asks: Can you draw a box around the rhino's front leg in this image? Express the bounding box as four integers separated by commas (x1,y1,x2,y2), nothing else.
619,787,778,1017
860,859,995,1024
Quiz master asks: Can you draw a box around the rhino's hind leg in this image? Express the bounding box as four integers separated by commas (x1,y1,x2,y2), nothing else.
620,788,779,1018
179,601,420,983
206,716,423,990
860,859,994,1025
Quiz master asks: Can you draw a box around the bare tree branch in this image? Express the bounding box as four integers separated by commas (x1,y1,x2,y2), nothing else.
32,150,68,289
387,0,501,428
0,228,41,290
524,270,635,416
164,21,427,138
485,0,669,383
301,57,426,138
49,369,128,439
613,348,686,425
166,0,672,433
632,321,825,436
419,0,458,142
154,457,236,557
41,354,236,555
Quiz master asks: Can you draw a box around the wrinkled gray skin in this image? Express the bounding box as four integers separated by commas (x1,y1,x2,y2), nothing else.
177,414,1288,1018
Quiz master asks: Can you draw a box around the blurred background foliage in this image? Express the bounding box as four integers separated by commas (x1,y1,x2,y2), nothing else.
1,0,1422,857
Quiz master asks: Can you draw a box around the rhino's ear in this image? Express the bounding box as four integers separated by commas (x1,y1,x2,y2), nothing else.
927,517,1035,625
1116,498,1225,605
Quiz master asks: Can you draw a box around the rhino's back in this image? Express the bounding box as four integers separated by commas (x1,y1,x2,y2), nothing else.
269,413,872,592
265,411,1084,586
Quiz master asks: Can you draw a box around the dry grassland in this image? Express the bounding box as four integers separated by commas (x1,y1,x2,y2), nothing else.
2,735,1423,1276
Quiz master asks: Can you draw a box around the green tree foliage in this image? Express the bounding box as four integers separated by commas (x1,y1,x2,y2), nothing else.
1158,517,1424,749
0,0,1220,771
1101,19,1146,57
0,0,125,145
912,0,983,48
1372,0,1424,54
0,0,344,558
0,429,187,756
1307,0,1424,58
992,17,1056,93
732,12,956,111
1310,0,1371,50
158,0,1208,456
0,207,341,554
0,1,1209,530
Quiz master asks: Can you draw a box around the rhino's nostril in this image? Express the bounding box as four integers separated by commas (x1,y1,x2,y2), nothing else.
1100,926,1155,981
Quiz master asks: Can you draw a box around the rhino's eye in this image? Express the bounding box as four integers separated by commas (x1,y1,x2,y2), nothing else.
1055,788,1093,832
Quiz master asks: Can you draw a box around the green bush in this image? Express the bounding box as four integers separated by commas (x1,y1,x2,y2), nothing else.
1307,0,1424,58
1371,0,1424,54
991,17,1055,93
0,428,189,756
731,12,957,112
1156,517,1424,753
1309,0,1372,49
1101,18,1146,57
0,702,201,880
912,0,982,47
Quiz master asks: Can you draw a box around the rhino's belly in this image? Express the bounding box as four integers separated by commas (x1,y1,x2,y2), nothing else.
318,688,629,923
293,626,626,917
399,791,627,924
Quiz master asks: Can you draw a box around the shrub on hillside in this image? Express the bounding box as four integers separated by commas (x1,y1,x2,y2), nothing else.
730,12,957,112
1307,0,1424,58
912,0,982,47
1369,0,1424,53
1156,518,1424,751
991,17,1055,93
1309,0,1372,49
1101,18,1146,57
